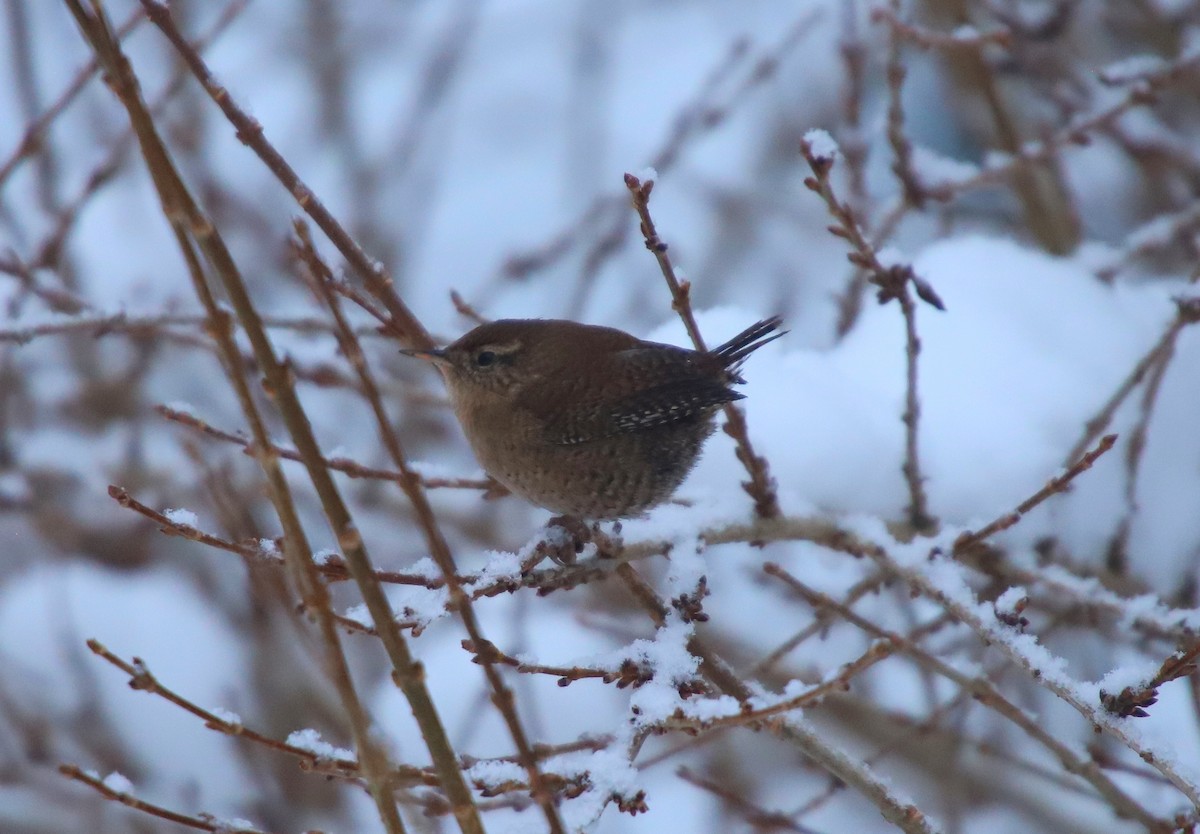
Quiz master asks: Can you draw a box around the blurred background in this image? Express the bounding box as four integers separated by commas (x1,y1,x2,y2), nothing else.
2,1,1200,832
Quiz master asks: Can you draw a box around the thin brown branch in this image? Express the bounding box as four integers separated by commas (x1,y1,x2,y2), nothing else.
800,139,940,532
155,403,501,495
58,764,268,833
882,1,927,210
660,641,895,732
1108,316,1183,573
0,252,89,315
624,173,781,520
614,563,937,834
137,0,434,352
834,195,915,338
954,434,1118,555
762,564,1167,829
0,311,382,345
1063,300,1198,466
63,4,424,831
463,638,657,690
0,5,146,189
677,766,818,833
322,273,395,333
495,10,822,317
450,289,488,325
836,0,869,216
294,224,566,834
1094,200,1200,283
106,483,454,588
84,639,444,786
872,7,1012,51
748,570,889,677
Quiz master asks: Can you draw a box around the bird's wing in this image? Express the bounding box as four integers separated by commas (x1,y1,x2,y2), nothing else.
528,346,738,446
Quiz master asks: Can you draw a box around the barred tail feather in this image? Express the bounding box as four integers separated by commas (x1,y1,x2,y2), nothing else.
713,316,785,367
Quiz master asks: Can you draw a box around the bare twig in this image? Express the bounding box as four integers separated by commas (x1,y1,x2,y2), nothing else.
872,6,1012,51
624,173,781,520
137,0,434,351
801,139,940,532
63,4,455,831
921,49,1200,212
1093,200,1200,283
450,289,488,325
762,564,1167,829
613,564,938,834
1063,301,1200,467
463,639,658,690
294,224,566,833
882,1,926,210
58,764,269,833
836,0,869,215
0,311,382,345
954,434,1117,554
677,766,819,833
494,11,823,316
83,640,444,786
1108,315,1185,574
0,5,146,189
155,403,500,494
106,483,454,588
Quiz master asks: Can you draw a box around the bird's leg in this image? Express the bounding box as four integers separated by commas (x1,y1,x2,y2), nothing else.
517,515,591,573
589,520,623,560
521,517,625,574
541,514,592,565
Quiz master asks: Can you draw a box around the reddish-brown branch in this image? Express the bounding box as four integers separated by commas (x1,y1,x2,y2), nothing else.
0,5,146,189
761,563,1164,828
624,173,782,520
155,403,502,495
954,435,1118,555
137,0,434,352
801,139,940,532
59,764,268,834
293,225,566,834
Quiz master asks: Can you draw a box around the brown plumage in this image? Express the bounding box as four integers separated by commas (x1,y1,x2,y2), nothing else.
406,317,782,519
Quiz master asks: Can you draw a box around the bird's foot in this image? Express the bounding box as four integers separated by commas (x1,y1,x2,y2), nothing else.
521,516,625,575
541,515,591,566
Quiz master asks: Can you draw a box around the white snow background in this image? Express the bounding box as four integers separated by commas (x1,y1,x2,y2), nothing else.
1,1,1199,833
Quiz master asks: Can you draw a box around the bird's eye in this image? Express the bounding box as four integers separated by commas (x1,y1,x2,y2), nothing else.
475,350,496,367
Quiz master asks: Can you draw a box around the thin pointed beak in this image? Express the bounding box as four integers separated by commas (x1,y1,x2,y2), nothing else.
399,347,449,365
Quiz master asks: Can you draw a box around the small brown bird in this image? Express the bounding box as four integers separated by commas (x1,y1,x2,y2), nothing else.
404,317,783,519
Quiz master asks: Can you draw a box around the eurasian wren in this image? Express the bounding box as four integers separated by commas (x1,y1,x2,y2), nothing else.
404,316,783,519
